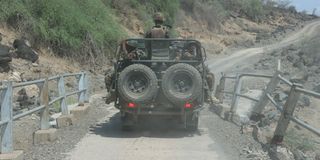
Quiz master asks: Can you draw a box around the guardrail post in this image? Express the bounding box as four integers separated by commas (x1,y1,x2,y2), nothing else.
250,70,282,121
78,72,85,105
58,76,68,115
230,74,242,116
84,72,89,103
39,79,50,130
272,84,301,144
215,73,226,103
0,82,13,153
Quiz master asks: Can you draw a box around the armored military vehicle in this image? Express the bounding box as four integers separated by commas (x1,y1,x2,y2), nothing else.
106,38,213,131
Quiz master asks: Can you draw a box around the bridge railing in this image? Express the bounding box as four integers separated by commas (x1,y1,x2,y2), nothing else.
0,72,88,154
215,61,320,144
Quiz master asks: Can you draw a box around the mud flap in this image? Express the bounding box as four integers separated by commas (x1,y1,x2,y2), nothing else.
184,110,199,131
121,112,138,130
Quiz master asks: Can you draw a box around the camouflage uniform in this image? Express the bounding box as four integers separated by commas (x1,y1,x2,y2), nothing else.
145,12,170,38
104,67,116,104
204,66,215,103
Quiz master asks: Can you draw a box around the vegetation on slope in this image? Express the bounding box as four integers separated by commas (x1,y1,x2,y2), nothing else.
0,0,304,62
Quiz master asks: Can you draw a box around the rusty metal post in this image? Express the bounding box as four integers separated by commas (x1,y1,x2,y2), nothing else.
78,72,85,105
250,70,282,121
230,74,242,115
84,72,89,103
215,74,226,103
0,82,13,153
58,75,68,115
39,79,50,130
272,84,301,144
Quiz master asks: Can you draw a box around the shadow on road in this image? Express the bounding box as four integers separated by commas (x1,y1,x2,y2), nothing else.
89,112,201,139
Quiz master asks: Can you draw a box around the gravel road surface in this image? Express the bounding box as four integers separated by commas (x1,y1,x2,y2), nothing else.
65,20,320,160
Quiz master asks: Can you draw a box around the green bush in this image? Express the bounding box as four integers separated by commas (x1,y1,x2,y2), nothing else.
242,0,265,21
1,0,125,56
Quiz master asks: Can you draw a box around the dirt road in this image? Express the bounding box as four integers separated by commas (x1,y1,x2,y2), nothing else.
66,20,320,160
208,20,320,73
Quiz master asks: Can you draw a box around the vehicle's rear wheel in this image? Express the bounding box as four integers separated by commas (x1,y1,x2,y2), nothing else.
161,63,202,104
118,64,158,103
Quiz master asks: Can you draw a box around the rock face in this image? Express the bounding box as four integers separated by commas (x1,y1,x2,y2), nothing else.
269,146,295,160
315,152,320,160
0,42,12,72
13,39,39,63
313,84,320,93
17,88,34,108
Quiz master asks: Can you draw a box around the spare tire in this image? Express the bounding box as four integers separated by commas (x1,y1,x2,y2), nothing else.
118,64,158,103
162,63,202,104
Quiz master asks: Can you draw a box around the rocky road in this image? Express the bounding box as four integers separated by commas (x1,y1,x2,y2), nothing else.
66,20,320,160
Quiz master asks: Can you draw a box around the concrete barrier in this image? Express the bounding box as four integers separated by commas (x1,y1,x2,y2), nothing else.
56,115,75,128
0,150,24,160
70,103,90,121
33,128,57,145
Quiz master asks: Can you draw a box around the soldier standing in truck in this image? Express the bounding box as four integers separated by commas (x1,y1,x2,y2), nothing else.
145,12,170,38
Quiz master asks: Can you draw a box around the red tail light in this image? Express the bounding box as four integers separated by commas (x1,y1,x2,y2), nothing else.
184,103,192,108
128,102,136,108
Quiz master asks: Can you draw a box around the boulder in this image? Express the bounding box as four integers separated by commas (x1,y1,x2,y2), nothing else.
292,149,307,160
0,43,12,72
269,146,295,160
298,96,311,107
315,152,320,160
313,84,320,93
13,39,39,63
290,71,309,84
274,92,288,103
17,88,33,108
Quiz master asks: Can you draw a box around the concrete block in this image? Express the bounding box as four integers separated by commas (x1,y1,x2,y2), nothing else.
224,111,232,121
214,103,231,118
0,150,24,160
56,115,75,128
33,128,57,145
70,103,90,120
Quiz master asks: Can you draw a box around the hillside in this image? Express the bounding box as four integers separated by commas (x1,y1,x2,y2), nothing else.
0,0,316,79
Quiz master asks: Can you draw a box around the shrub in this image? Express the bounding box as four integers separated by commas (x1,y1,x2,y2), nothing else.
241,0,265,21
0,0,125,58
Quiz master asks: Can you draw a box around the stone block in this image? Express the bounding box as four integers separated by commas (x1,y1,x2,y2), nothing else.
0,150,24,160
213,103,231,118
33,128,57,145
56,115,75,128
70,104,90,121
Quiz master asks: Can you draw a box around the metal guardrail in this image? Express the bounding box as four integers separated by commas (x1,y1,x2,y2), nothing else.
215,61,320,144
0,72,88,154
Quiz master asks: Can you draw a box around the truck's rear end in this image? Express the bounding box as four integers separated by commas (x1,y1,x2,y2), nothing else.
108,38,207,130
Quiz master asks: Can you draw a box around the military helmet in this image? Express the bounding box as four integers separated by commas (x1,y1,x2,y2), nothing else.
153,12,165,23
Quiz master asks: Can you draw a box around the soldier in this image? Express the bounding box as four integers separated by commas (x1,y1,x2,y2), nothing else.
204,66,215,104
104,67,116,104
145,12,170,38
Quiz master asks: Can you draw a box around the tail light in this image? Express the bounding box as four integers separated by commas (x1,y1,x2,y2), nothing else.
184,103,192,108
128,102,136,108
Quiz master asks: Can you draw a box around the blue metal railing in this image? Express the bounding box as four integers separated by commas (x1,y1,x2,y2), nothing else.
0,72,89,154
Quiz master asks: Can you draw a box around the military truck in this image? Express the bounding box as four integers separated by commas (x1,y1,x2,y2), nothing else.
106,38,213,131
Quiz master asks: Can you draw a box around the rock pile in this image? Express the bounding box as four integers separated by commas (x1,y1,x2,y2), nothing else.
0,33,12,72
0,34,39,73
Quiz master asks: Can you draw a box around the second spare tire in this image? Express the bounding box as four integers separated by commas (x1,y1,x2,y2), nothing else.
162,63,202,104
118,64,158,103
